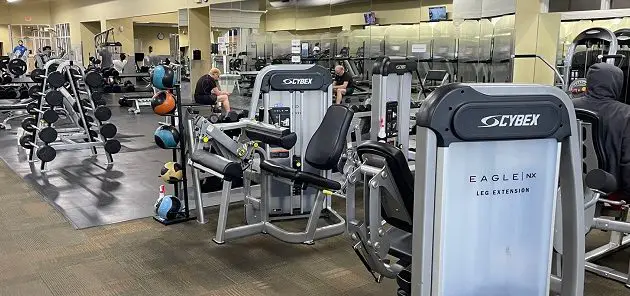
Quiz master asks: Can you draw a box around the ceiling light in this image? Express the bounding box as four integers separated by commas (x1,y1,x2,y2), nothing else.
7,0,21,3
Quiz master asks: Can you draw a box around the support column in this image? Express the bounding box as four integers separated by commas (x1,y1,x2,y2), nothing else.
188,6,211,86
105,17,135,55
512,0,560,85
80,21,102,67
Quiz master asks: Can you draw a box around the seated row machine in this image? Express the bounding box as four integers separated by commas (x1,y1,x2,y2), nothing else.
348,83,586,295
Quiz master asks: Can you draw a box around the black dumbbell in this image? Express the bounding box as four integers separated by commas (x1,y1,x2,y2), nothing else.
118,97,133,107
84,71,104,88
345,97,352,104
104,139,121,154
19,87,29,99
99,123,117,139
78,116,95,128
350,105,359,112
237,110,249,120
94,106,112,121
124,81,135,92
1,72,12,84
26,103,59,124
102,68,112,78
20,118,58,143
30,69,65,88
357,105,367,112
4,87,19,100
221,111,239,123
19,134,57,162
365,104,372,111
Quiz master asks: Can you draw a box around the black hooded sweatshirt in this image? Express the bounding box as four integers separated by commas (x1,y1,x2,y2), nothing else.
573,63,630,200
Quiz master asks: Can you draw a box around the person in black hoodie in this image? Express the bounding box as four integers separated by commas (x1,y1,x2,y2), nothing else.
573,62,630,202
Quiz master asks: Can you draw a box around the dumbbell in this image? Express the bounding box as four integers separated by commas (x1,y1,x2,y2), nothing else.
237,110,249,120
20,118,58,143
118,97,133,107
1,72,11,84
345,97,352,104
104,139,122,154
29,68,65,88
28,85,64,106
350,105,360,112
3,87,19,100
124,81,135,92
78,116,117,139
365,104,372,111
19,135,57,162
26,103,59,124
84,71,104,88
221,110,239,123
19,87,29,99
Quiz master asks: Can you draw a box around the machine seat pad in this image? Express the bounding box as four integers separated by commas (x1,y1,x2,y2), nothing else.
296,171,341,190
388,227,412,261
191,151,243,181
260,160,299,179
357,141,414,233
246,130,297,150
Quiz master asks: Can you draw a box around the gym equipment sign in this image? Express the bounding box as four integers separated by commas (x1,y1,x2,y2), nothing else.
470,172,537,197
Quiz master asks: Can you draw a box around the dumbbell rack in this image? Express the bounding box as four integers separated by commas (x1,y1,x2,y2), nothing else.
22,59,120,170
153,72,195,225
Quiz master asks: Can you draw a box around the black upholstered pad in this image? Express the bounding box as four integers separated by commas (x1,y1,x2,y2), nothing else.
388,227,412,261
575,108,608,170
356,141,414,233
305,104,354,170
260,160,299,179
191,151,243,181
296,171,341,190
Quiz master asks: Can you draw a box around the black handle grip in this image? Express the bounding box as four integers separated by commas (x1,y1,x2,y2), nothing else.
585,169,618,194
246,130,297,150
600,54,625,59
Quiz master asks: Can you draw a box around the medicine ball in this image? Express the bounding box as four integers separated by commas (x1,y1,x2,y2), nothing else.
151,91,176,115
155,195,181,220
151,65,177,90
160,162,183,184
154,125,180,149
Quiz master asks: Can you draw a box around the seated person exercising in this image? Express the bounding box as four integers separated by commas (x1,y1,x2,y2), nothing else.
333,65,355,104
573,62,630,202
194,68,231,112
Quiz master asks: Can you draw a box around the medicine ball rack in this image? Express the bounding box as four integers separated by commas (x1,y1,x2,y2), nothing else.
19,59,121,170
152,65,195,225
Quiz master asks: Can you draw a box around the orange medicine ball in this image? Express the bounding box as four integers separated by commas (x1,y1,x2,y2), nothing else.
151,91,176,115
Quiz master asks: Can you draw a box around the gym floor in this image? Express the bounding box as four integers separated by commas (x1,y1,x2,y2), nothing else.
0,84,628,295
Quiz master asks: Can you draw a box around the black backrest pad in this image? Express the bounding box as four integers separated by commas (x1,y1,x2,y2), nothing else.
305,104,354,170
575,109,608,170
357,141,414,233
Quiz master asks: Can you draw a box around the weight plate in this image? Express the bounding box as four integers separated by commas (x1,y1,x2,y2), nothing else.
85,71,104,88
28,85,42,99
42,109,59,124
45,90,63,106
100,123,117,139
36,146,56,162
47,71,65,88
8,59,27,76
30,68,45,83
94,106,112,122
104,139,121,154
39,127,58,143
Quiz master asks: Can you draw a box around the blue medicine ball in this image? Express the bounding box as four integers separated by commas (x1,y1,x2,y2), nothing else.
154,125,180,149
155,195,181,220
151,65,177,90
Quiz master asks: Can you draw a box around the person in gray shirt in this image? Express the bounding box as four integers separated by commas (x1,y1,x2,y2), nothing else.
35,46,52,69
97,46,114,68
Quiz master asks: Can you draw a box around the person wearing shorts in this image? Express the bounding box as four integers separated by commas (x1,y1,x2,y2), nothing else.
193,68,231,112
333,65,354,104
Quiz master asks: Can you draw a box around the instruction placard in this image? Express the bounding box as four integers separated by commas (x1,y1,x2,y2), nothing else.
411,44,427,53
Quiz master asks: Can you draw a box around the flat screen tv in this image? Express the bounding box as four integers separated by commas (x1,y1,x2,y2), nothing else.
364,11,376,25
429,6,447,22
